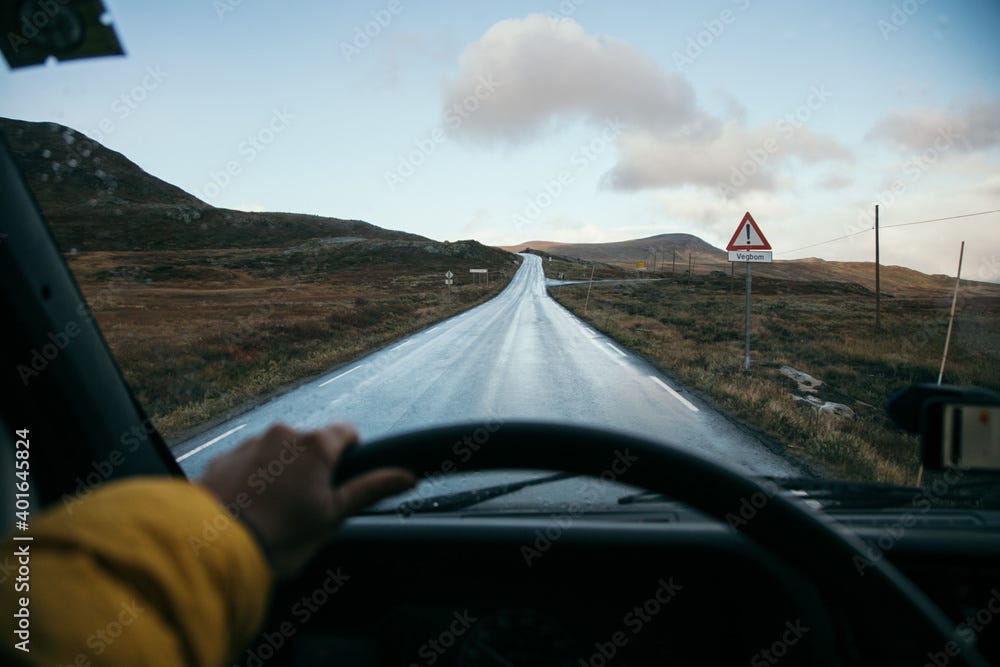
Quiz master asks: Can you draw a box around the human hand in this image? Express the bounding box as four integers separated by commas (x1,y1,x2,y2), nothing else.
199,423,415,578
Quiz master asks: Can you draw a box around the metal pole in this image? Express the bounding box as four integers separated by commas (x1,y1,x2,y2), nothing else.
744,260,751,373
875,204,881,332
937,241,965,385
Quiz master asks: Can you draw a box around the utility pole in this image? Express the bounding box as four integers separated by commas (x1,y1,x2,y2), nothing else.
875,204,881,332
672,249,676,275
937,241,965,385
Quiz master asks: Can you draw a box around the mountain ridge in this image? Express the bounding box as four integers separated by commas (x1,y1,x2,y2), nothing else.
499,235,999,297
0,116,433,252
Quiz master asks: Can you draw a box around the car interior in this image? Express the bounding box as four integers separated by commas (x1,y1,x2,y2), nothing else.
3,2,1000,666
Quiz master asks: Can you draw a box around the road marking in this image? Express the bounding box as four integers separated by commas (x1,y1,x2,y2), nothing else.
176,424,247,462
586,335,628,367
319,365,361,387
391,340,414,352
606,342,627,357
649,376,699,413
425,326,440,334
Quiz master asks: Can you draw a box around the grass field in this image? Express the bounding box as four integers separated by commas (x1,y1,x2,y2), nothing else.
544,257,1000,484
68,241,518,444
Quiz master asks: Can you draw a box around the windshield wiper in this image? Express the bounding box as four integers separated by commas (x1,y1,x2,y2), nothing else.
390,472,576,514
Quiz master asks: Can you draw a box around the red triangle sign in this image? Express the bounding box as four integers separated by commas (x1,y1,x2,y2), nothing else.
726,212,771,251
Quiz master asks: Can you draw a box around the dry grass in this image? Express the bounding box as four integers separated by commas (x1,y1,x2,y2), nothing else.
548,266,1000,484
68,243,518,444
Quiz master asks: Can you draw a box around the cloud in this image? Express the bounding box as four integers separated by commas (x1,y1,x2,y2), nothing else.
818,173,853,190
442,14,703,142
443,15,851,195
606,121,851,193
868,99,1000,153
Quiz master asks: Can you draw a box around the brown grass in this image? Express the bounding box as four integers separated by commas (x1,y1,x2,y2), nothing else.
547,265,1000,484
68,243,518,444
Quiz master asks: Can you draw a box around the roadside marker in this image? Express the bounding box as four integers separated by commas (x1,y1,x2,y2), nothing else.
725,211,774,372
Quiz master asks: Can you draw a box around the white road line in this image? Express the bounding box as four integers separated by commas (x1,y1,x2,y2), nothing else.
391,340,414,352
606,342,627,357
176,424,247,462
586,336,628,367
425,326,440,334
649,376,700,413
319,365,361,387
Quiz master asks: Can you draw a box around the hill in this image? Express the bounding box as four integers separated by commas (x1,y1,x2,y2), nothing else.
1,116,518,442
502,235,1000,299
0,117,428,251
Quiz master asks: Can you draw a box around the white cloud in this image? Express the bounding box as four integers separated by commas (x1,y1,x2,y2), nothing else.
606,121,851,194
868,99,1000,153
443,15,850,196
442,14,703,143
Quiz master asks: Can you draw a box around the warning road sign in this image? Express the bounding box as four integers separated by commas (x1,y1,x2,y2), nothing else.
726,212,771,251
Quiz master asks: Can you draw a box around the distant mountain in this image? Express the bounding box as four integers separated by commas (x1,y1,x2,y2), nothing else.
503,233,723,267
0,117,429,251
501,235,1000,298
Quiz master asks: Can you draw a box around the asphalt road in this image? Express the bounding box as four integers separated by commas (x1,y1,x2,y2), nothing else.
176,253,802,484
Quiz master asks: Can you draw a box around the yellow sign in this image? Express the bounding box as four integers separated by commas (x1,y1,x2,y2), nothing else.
635,262,646,268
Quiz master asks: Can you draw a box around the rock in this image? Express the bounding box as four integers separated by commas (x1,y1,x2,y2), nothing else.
819,402,855,419
780,366,823,394
792,394,855,419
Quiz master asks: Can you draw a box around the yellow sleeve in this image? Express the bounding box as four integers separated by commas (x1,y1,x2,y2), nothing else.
2,478,272,667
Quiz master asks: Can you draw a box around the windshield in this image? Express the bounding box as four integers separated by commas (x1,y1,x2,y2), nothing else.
2,1,998,509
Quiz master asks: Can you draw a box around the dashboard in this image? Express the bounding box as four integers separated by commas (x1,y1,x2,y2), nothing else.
261,513,1000,667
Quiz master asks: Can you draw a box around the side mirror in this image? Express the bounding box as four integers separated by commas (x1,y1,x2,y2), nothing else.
887,384,1000,472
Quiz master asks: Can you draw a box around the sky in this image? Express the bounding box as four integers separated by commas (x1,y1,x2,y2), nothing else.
1,0,998,280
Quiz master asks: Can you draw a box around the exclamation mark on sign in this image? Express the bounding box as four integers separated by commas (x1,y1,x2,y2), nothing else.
746,224,751,243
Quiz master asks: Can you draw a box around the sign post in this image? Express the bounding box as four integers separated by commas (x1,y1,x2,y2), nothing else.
444,270,453,303
725,212,772,373
469,268,488,286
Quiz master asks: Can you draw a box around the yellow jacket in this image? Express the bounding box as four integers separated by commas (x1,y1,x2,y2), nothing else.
3,478,271,666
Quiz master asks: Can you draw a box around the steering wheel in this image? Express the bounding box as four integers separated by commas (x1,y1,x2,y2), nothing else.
334,422,988,666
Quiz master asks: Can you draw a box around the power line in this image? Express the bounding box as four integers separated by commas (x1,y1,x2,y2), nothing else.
774,208,1000,256
776,228,869,256
881,208,1000,230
